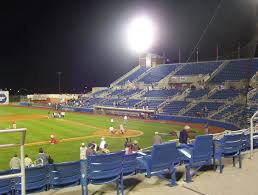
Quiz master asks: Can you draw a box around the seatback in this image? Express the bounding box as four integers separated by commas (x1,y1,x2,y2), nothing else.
15,165,49,192
0,170,13,195
223,134,243,154
192,135,213,163
86,152,124,181
123,153,137,176
150,142,177,172
49,161,80,187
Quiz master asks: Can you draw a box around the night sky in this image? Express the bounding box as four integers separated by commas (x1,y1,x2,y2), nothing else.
0,0,257,94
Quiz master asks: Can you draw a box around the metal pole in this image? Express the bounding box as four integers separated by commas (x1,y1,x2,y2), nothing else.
57,72,62,94
216,44,219,61
250,110,258,159
238,42,241,59
178,48,181,64
196,48,199,63
20,143,26,195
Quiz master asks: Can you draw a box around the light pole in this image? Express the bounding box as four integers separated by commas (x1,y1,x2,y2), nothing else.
57,72,62,94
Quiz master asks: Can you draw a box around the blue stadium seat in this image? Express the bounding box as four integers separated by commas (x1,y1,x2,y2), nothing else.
138,64,179,84
178,135,213,182
49,161,81,188
214,134,243,173
123,153,138,177
137,142,178,186
14,166,49,194
117,67,148,85
186,89,208,99
175,61,221,75
81,152,124,195
0,170,13,195
210,59,258,83
162,101,189,115
143,89,179,98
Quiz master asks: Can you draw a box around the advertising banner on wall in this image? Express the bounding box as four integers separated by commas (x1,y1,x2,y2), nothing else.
0,91,9,105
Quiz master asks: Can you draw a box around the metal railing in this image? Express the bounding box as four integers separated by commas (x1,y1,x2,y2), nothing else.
0,128,27,195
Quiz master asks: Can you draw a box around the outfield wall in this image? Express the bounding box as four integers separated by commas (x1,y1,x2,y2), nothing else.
19,102,240,131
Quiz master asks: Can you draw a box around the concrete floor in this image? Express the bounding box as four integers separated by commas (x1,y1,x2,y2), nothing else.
39,151,258,195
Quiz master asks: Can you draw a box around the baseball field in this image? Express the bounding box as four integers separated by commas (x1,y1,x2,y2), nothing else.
0,105,218,170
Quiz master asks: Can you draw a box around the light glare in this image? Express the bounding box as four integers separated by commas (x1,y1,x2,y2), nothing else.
126,16,155,53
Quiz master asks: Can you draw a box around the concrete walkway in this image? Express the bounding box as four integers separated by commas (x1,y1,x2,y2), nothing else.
40,151,258,195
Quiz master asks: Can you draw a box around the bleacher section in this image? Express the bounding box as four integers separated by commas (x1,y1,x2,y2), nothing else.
162,101,189,115
209,89,242,100
58,58,258,128
118,99,142,108
184,102,224,117
117,66,148,85
143,89,179,98
110,89,124,96
210,59,258,83
143,100,164,110
175,61,221,75
186,89,208,99
212,104,242,120
122,89,142,97
138,64,179,84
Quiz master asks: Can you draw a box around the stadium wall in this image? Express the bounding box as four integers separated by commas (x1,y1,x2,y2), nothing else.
155,114,239,130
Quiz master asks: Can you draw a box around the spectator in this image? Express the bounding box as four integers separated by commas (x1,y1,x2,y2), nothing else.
86,143,96,157
80,143,87,160
132,140,140,152
9,154,20,169
48,155,54,164
153,132,162,145
125,143,133,155
36,148,49,166
24,154,33,168
179,125,190,144
99,137,106,150
124,138,131,148
102,144,110,154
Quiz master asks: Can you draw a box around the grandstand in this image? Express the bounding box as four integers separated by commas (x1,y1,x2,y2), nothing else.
56,57,258,129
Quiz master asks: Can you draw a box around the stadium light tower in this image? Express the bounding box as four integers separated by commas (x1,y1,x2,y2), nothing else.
126,16,155,53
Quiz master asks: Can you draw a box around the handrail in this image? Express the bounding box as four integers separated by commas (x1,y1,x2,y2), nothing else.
0,128,27,195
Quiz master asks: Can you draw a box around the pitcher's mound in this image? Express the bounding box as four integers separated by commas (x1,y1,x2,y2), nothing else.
93,129,144,138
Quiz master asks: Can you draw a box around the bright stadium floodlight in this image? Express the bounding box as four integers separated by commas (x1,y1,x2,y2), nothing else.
126,16,155,53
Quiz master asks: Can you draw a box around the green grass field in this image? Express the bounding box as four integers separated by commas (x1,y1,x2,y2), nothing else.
0,105,203,170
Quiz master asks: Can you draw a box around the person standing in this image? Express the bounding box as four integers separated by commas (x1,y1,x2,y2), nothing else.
153,132,162,145
99,137,106,150
24,154,33,168
86,144,96,157
36,148,49,166
80,143,87,160
9,154,20,169
179,125,190,144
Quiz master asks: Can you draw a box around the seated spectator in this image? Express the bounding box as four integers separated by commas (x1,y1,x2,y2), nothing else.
99,137,106,150
179,125,190,144
24,154,33,168
86,143,96,157
36,148,49,166
102,144,110,154
9,154,20,169
153,132,162,145
125,143,133,155
48,155,54,164
132,140,140,152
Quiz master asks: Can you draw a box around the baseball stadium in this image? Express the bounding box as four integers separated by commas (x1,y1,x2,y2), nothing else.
1,1,258,195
